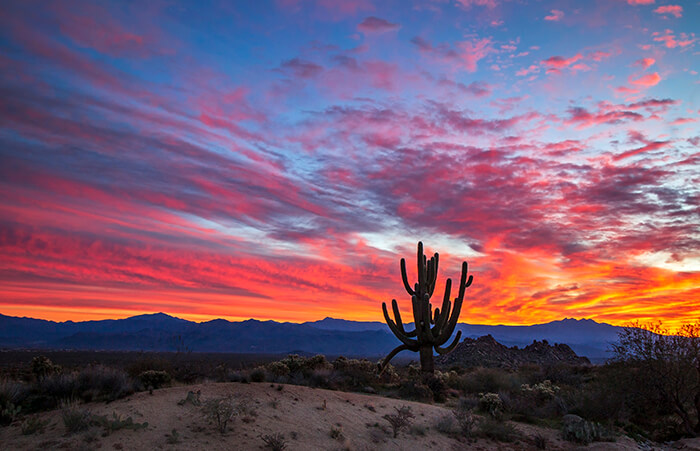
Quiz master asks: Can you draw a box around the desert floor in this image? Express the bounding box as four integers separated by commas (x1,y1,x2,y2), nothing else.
1,382,697,450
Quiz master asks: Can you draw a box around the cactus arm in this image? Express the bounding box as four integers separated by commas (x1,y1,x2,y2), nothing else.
427,253,439,297
392,298,417,337
400,258,415,296
378,343,411,374
435,330,462,355
417,242,426,289
435,264,471,344
457,261,473,301
383,302,419,347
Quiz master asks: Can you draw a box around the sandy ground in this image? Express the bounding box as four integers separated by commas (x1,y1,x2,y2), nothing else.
0,382,675,450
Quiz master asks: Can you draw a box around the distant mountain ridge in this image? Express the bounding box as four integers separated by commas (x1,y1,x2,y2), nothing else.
0,313,622,361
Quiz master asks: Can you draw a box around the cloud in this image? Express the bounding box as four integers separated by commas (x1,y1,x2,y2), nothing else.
455,0,498,8
635,57,655,69
279,58,324,78
357,16,400,33
544,10,564,21
626,0,654,4
630,72,661,87
653,5,682,18
411,36,494,73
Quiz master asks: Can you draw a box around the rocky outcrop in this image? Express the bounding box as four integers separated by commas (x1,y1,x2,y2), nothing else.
435,334,590,368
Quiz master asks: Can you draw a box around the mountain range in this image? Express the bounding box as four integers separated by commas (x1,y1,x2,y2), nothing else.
0,313,623,362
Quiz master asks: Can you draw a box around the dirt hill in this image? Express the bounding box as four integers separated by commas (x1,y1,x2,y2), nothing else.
436,335,591,369
0,382,647,450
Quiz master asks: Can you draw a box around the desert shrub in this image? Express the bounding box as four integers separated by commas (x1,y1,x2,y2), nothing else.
35,372,78,407
383,405,414,438
250,367,266,383
476,418,520,442
61,404,92,434
31,356,61,381
78,365,134,401
126,356,172,379
137,370,170,394
92,411,148,435
423,373,448,403
21,415,49,435
508,380,565,420
531,432,548,449
260,432,287,450
435,413,456,434
478,392,504,419
266,362,290,381
0,379,28,425
332,357,379,389
612,321,700,438
561,414,613,445
330,425,344,440
202,396,240,434
165,428,180,444
453,397,477,437
397,379,433,402
455,368,522,395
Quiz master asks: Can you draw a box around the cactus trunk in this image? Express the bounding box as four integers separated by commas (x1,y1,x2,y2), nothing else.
380,241,473,375
419,345,434,374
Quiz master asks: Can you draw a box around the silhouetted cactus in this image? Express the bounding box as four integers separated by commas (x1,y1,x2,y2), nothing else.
380,241,473,374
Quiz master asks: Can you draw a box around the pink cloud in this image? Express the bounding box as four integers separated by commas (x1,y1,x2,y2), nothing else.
544,10,564,21
357,16,400,33
458,38,494,72
627,0,654,4
635,57,656,69
455,0,497,9
654,5,683,18
589,51,612,61
541,54,583,73
630,72,661,87
653,31,696,48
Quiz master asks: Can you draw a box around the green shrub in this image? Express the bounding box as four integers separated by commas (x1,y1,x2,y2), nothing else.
453,397,477,438
250,367,266,383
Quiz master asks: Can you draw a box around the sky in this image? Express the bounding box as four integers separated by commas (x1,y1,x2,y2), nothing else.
0,0,698,328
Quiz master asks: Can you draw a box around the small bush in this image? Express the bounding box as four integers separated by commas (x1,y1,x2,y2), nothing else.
31,356,61,381
21,416,50,435
476,418,520,442
435,413,456,434
0,379,27,425
177,390,202,406
383,405,414,438
137,370,171,394
478,392,504,419
202,396,239,434
78,366,134,402
398,380,433,402
260,432,287,450
250,368,266,383
165,428,180,444
330,425,344,440
92,411,148,435
61,404,92,434
453,398,477,438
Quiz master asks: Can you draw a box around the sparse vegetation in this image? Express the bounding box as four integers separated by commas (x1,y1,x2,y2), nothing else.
61,404,92,434
383,405,414,438
138,370,171,394
202,395,239,434
260,432,287,450
21,415,49,435
165,428,180,444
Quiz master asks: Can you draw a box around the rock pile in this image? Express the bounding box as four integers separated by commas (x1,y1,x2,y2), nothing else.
435,334,590,368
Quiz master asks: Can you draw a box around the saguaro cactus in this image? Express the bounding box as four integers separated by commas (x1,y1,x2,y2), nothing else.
380,241,473,374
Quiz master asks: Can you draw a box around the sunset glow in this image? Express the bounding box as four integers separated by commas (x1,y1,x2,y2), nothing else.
1,0,698,328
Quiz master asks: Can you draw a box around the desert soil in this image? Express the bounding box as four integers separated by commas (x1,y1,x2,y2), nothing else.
0,382,690,450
